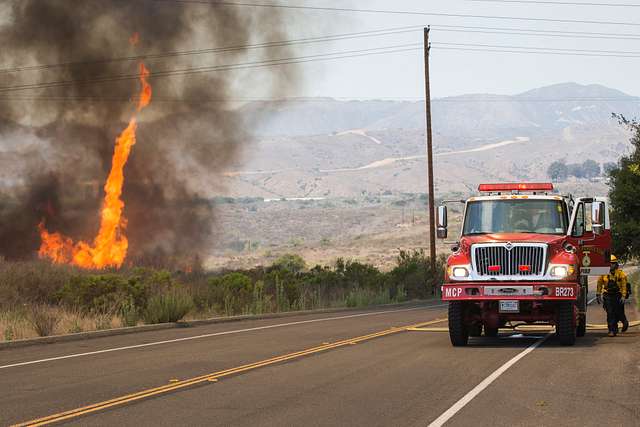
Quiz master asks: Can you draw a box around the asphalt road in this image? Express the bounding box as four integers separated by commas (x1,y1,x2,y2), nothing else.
1,297,638,427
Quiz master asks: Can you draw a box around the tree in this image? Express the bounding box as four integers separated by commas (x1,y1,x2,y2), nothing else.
581,159,601,180
567,163,585,179
272,254,306,273
603,162,618,175
547,160,568,182
608,114,640,259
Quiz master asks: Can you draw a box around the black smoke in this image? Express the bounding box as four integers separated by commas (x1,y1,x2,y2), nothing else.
0,0,300,266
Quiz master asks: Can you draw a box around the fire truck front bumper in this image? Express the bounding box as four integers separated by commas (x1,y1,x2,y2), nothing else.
441,282,579,301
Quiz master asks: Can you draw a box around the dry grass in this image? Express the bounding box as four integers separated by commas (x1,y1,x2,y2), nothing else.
27,305,60,336
0,250,439,341
0,309,31,341
1,306,123,341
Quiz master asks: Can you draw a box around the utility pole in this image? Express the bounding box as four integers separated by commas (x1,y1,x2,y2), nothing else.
423,27,437,291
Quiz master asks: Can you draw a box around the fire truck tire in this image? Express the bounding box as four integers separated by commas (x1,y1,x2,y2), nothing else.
484,326,499,337
576,313,586,337
556,302,576,346
448,302,469,346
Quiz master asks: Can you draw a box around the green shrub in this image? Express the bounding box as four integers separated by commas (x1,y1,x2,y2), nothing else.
143,288,194,324
338,259,383,290
56,274,149,314
4,325,15,341
345,288,392,308
272,254,306,273
1,249,445,327
388,250,445,299
629,271,639,308
0,260,79,308
264,270,300,312
252,280,268,314
119,297,139,327
208,272,254,315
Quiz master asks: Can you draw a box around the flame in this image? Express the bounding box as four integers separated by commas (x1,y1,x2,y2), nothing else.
129,32,140,46
38,61,152,269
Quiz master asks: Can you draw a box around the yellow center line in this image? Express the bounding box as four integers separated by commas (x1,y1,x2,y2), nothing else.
13,317,446,427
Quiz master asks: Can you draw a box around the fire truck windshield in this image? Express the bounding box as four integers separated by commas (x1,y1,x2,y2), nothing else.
463,199,569,235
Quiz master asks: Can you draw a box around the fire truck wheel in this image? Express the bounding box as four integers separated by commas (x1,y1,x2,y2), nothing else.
556,302,576,346
448,302,469,346
576,313,586,337
484,326,499,337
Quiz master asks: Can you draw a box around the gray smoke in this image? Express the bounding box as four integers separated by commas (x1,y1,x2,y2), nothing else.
0,0,300,266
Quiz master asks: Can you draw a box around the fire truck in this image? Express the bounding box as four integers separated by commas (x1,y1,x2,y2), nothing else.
437,183,612,346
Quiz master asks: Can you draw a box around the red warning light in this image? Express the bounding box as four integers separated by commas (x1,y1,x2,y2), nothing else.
478,183,554,192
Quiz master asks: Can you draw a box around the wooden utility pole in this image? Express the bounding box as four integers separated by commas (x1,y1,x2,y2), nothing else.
423,27,437,286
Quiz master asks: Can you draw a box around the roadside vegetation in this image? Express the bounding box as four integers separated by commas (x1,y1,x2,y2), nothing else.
0,250,444,341
608,115,640,260
629,271,640,310
547,159,608,182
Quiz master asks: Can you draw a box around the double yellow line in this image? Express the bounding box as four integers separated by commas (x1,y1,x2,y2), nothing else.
14,317,446,426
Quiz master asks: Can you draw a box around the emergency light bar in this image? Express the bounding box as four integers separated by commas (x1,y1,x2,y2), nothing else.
478,183,554,192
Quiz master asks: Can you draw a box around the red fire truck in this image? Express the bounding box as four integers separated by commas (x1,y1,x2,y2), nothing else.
438,183,612,346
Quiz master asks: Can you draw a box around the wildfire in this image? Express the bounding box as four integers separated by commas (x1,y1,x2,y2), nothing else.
129,32,140,47
38,62,152,269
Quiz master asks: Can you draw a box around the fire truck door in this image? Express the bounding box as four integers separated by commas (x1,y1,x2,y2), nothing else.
567,197,612,276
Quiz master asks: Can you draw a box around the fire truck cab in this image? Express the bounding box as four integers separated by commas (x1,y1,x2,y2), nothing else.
438,183,612,346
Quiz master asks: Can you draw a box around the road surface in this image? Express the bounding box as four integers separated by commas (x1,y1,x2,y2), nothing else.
1,298,638,426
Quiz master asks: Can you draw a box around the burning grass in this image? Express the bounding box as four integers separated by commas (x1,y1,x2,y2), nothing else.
0,250,444,341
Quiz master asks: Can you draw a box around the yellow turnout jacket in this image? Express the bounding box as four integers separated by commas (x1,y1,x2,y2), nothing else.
597,269,629,297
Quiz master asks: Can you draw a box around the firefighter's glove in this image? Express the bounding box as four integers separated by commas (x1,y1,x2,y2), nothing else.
596,294,602,305
619,297,626,305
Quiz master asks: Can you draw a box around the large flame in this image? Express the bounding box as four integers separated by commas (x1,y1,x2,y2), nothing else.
38,63,152,269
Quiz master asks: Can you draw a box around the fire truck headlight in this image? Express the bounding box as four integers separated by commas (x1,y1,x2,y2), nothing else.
549,264,575,279
451,266,470,279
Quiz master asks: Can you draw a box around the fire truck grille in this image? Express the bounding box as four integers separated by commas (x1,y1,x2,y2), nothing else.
473,244,547,277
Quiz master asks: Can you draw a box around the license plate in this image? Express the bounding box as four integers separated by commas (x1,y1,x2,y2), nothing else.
499,300,519,313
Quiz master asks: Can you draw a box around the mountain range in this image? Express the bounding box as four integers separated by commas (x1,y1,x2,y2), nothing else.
240,83,639,138
2,83,638,200
222,82,639,198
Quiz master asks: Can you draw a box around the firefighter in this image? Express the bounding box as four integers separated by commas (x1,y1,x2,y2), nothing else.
596,255,629,336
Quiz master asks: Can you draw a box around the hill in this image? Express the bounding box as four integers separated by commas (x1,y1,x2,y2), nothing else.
224,82,639,199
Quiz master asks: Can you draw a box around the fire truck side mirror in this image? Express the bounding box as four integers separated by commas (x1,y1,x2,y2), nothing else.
437,205,448,239
591,201,605,235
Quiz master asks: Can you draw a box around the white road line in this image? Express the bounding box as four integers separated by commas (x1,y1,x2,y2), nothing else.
427,334,549,427
587,296,597,305
0,304,445,370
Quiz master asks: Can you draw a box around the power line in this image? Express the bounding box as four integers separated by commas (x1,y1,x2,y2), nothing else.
0,26,424,75
1,96,637,103
436,45,640,57
2,23,639,77
433,41,640,55
433,24,640,39
433,25,640,40
3,41,640,94
151,0,640,27
467,0,640,7
0,45,423,93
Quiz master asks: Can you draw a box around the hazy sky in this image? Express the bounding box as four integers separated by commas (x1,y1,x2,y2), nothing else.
1,1,638,101
270,0,640,99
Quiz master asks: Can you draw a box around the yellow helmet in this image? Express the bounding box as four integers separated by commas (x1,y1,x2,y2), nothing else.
610,255,618,263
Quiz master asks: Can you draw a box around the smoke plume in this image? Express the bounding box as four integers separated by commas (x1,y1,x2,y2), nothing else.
0,0,300,266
